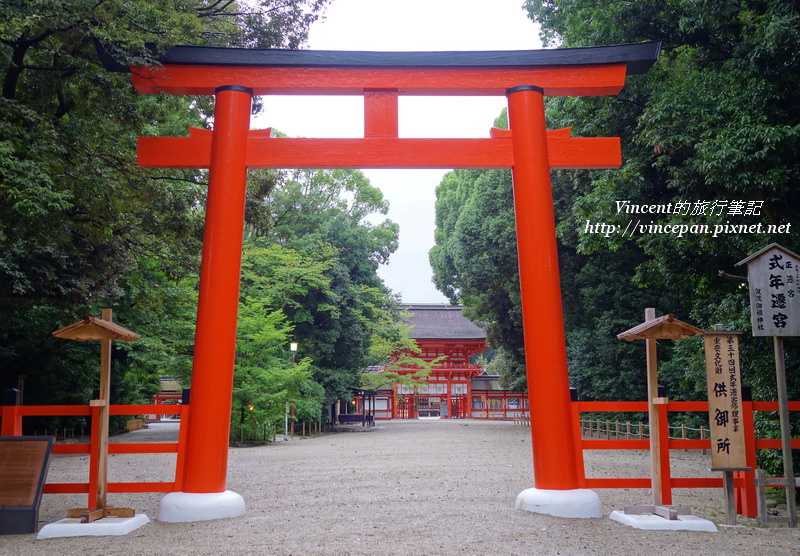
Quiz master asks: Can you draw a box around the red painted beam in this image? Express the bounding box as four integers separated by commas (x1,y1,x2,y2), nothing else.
584,478,652,489
14,404,184,416
756,438,800,449
109,404,185,415
44,483,89,494
108,482,175,493
582,439,649,450
671,477,724,488
752,401,800,411
138,135,620,170
665,401,709,412
43,482,177,494
574,401,648,412
18,405,91,416
53,444,90,455
109,443,179,454
132,64,628,97
668,439,710,450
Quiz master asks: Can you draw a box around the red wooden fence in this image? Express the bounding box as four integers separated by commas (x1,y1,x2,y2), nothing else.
1,402,189,508
571,399,800,518
2,397,797,519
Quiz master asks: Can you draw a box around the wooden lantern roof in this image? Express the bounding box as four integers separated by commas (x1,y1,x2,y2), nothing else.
52,316,141,342
617,314,703,341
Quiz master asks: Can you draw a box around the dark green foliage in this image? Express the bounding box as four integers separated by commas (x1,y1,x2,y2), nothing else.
431,1,799,474
0,2,331,422
250,167,402,405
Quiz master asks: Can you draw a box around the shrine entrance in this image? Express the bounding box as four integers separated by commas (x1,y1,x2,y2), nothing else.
106,41,660,521
416,396,442,419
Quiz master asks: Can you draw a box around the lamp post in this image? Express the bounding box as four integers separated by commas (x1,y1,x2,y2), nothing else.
287,342,298,437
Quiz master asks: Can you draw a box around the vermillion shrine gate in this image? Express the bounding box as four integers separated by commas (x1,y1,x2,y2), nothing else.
109,41,660,520
383,304,490,420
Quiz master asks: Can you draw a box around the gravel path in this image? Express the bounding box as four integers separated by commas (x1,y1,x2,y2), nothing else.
3,419,798,555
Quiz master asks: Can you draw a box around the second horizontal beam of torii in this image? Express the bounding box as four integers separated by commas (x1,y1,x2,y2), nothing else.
138,127,620,170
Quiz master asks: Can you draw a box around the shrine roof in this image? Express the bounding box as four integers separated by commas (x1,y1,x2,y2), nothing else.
471,374,502,391
98,41,661,75
402,304,486,340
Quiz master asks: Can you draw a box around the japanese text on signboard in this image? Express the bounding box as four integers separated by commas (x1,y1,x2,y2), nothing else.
704,333,747,469
742,246,800,337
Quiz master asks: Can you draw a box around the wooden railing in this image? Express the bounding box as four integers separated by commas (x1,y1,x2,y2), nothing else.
570,399,800,518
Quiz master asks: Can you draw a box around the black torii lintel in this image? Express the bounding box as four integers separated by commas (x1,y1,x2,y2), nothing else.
97,41,661,75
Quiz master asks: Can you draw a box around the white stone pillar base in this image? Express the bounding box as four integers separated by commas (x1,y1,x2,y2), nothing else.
158,491,245,523
515,488,603,518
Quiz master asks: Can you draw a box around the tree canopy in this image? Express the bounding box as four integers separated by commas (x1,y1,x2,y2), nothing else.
431,0,800,410
241,167,402,410
0,2,411,437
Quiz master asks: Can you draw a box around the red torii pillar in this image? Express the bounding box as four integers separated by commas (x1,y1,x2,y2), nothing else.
112,43,659,521
507,85,581,489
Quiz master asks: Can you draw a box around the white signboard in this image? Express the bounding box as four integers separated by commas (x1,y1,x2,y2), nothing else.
738,244,800,337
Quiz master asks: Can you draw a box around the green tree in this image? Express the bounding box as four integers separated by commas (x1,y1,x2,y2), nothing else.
232,239,334,442
0,1,330,408
361,312,441,392
431,1,800,418
430,165,527,388
520,0,799,472
522,0,800,395
251,167,402,404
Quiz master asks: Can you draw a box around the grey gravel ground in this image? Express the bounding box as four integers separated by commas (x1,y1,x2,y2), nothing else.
2,419,798,555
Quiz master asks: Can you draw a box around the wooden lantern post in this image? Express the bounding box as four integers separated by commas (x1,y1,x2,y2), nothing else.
617,309,703,508
52,309,141,522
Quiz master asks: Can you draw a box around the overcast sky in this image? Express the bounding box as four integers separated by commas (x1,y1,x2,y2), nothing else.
255,1,542,303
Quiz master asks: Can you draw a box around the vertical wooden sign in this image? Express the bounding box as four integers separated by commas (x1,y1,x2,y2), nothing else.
703,332,747,469
739,243,800,337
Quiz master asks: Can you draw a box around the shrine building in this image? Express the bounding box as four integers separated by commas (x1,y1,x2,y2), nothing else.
364,304,528,420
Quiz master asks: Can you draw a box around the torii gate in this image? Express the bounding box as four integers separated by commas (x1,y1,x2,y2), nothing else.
106,42,660,521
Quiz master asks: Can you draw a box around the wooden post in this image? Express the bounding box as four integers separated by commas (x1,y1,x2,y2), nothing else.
755,468,768,528
773,336,798,527
0,389,22,436
701,425,707,455
723,470,737,525
644,308,664,505
173,388,190,491
657,400,672,505
735,395,758,518
93,307,112,511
